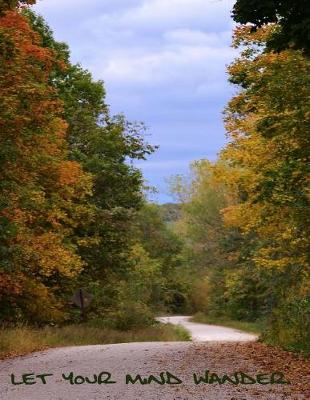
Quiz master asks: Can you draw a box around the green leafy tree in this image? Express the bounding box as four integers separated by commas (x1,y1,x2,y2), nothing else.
170,160,273,320
232,0,310,54
23,10,156,319
134,203,189,312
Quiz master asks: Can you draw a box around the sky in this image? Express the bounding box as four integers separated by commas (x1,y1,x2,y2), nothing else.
33,0,237,203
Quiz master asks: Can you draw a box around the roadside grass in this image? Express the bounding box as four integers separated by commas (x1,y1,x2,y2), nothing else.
0,322,191,359
191,312,264,335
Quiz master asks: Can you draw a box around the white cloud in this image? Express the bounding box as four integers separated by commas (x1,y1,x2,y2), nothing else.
96,45,233,88
86,29,235,87
32,0,237,202
35,0,142,13
117,0,234,32
164,29,232,46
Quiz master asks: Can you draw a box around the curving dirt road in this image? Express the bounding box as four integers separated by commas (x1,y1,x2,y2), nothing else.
0,317,308,400
156,316,258,342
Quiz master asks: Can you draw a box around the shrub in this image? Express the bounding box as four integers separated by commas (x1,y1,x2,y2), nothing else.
264,297,310,354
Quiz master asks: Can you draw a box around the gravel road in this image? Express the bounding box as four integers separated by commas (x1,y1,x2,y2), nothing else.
0,317,307,400
156,316,258,341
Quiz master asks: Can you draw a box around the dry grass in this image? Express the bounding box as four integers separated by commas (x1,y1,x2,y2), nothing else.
0,322,190,359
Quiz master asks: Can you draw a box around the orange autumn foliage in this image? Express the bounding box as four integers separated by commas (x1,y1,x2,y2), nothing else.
0,10,93,323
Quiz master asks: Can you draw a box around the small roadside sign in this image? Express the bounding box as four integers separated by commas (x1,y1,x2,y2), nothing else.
71,289,93,321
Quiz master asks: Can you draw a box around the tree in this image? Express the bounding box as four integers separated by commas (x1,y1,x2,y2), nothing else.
232,0,310,54
222,25,309,278
134,203,188,312
170,160,271,319
0,0,35,14
170,160,239,272
22,9,157,319
0,10,93,323
220,24,309,345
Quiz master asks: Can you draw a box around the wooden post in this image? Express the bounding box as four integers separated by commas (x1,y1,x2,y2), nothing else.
79,288,85,322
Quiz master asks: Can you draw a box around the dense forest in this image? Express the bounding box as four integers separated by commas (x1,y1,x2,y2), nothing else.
170,22,310,352
0,1,309,353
